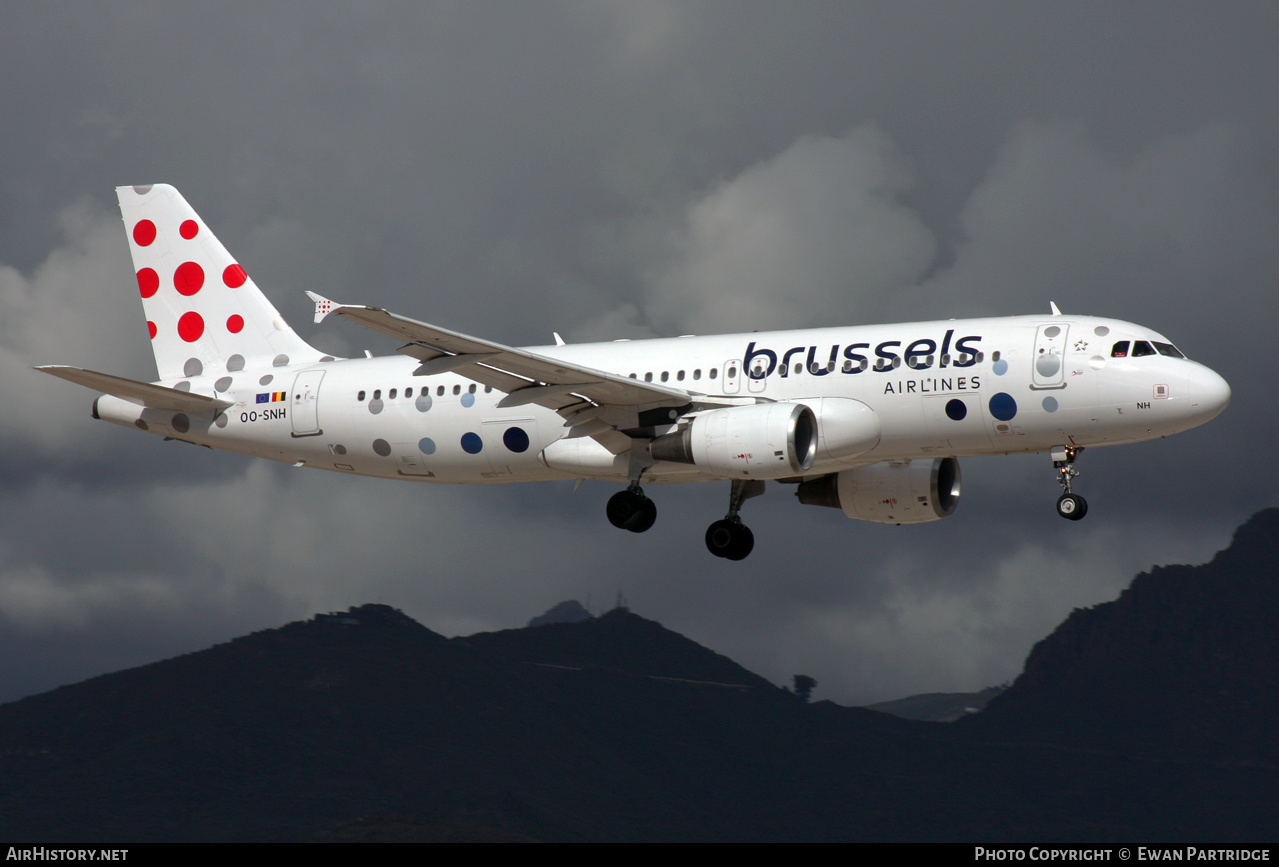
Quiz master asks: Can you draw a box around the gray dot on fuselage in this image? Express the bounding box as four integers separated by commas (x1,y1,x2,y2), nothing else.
320,356,334,362
214,413,228,428
272,354,289,367
227,354,245,372
368,399,384,414
184,358,203,377
259,374,273,386
372,438,391,457
171,414,190,433
333,444,347,455
215,376,232,392
174,381,191,392
415,393,433,412
132,185,153,195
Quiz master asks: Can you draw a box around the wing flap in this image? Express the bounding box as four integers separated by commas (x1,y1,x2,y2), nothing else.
36,366,233,413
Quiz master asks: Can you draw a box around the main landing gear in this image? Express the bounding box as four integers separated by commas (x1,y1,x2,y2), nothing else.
607,483,656,533
705,479,765,561
1052,445,1087,521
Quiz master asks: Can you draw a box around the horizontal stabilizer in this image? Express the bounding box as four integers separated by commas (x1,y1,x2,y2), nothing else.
35,366,233,413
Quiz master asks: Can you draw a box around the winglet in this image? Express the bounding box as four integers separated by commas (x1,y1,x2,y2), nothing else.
306,291,342,324
1049,301,1062,316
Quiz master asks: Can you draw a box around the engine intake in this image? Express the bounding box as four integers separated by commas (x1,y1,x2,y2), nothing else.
795,458,961,524
652,402,818,479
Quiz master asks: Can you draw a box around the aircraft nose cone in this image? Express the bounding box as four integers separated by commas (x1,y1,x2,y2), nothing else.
1182,363,1231,426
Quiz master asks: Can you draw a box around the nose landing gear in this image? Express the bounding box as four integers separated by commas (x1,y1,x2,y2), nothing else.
1052,446,1087,521
706,479,765,560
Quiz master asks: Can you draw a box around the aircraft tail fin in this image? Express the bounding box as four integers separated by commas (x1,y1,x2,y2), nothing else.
117,185,327,381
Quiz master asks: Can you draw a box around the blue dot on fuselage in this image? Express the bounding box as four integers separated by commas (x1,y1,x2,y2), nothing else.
988,393,1017,421
992,359,1009,376
945,399,967,421
503,426,530,453
461,432,483,454
1042,396,1059,413
418,437,436,455
460,392,475,408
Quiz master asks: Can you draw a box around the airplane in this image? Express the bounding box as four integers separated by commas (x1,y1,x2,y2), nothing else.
38,185,1231,560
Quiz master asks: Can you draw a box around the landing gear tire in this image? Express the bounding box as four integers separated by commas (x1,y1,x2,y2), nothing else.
607,489,656,533
1056,493,1088,521
706,519,755,560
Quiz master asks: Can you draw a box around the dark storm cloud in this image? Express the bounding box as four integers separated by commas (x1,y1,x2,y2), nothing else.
0,3,1274,705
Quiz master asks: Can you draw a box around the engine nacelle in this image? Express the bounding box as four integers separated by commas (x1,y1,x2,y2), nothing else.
651,402,818,479
795,458,961,524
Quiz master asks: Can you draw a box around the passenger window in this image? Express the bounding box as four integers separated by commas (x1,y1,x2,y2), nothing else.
693,369,701,380
644,373,653,382
373,389,381,400
709,368,718,379
468,384,476,393
357,390,366,401
1111,341,1130,358
992,351,1001,362
1132,341,1156,357
453,385,461,395
437,386,445,396
677,370,685,381
405,387,413,398
485,386,492,393
389,388,397,399
629,373,637,379
661,371,669,382
728,366,738,378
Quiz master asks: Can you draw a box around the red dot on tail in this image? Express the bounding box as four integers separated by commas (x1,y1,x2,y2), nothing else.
179,220,199,239
227,314,244,333
174,261,205,296
148,321,157,339
137,268,159,298
177,311,205,342
133,220,156,246
223,264,247,288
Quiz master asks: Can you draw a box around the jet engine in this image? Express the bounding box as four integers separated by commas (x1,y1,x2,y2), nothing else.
651,402,818,479
795,458,961,524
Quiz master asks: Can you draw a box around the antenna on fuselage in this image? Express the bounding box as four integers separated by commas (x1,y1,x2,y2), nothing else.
1049,302,1062,316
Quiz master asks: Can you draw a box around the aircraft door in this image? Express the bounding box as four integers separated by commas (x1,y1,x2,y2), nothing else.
746,356,768,393
482,418,539,476
924,394,993,451
722,360,741,394
291,370,325,436
1031,324,1068,390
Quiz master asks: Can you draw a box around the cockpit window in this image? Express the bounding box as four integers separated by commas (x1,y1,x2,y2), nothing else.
1132,340,1156,357
1152,341,1185,359
1111,341,1129,358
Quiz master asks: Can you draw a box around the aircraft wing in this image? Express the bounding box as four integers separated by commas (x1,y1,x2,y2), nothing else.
308,293,704,450
36,365,234,413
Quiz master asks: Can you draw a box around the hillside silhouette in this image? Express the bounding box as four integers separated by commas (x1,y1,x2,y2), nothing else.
1,511,1277,842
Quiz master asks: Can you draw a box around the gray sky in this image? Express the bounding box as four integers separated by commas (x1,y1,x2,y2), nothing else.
1,2,1274,706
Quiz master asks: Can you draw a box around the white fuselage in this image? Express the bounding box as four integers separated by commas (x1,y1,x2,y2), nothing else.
93,314,1231,485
